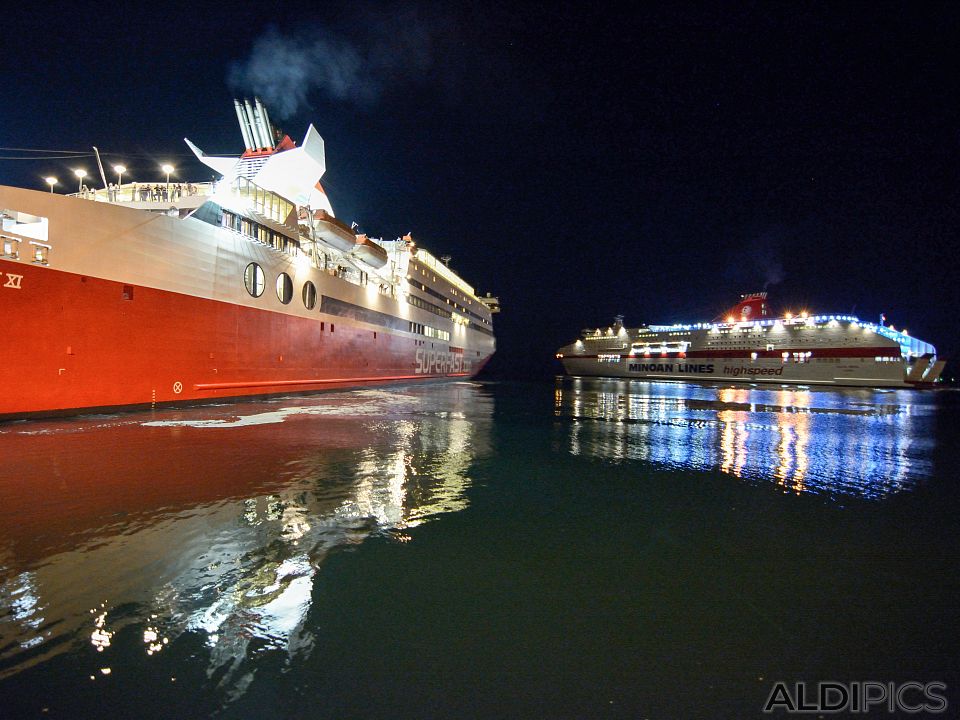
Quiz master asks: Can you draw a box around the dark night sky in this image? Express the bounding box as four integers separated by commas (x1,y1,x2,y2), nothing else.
3,1,958,379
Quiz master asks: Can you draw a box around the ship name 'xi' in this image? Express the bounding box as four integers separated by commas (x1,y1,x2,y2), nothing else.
556,292,942,388
0,98,499,419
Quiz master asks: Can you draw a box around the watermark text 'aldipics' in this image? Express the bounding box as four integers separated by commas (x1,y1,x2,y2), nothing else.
762,681,947,714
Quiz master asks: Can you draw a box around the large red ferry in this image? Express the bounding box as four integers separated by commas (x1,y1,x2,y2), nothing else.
0,99,498,419
557,292,943,388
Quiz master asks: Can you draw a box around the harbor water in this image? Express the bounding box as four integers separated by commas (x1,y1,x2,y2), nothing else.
1,379,958,718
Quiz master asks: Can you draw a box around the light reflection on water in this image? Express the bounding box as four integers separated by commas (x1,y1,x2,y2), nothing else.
555,377,937,499
0,383,491,698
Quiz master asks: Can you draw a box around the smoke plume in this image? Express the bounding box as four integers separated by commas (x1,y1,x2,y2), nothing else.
229,7,445,118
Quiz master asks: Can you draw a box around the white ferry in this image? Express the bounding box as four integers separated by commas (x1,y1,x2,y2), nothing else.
557,292,943,388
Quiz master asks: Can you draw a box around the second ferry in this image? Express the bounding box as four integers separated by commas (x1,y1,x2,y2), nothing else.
557,292,943,388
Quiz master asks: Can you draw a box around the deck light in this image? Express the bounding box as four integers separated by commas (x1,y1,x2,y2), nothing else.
113,164,126,187
73,168,87,193
45,176,57,193
161,163,174,196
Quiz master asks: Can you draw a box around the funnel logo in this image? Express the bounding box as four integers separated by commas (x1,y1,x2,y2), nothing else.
762,681,947,714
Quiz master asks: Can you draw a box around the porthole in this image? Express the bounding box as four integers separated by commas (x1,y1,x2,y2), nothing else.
244,262,265,297
276,272,293,304
302,281,317,310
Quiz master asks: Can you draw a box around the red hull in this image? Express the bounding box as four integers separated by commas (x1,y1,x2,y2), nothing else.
1,259,490,419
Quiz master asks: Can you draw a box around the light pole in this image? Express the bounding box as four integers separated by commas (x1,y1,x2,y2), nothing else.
74,168,87,194
45,176,58,193
113,164,126,201
161,163,174,199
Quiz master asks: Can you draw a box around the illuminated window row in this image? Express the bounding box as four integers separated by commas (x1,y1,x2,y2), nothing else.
232,177,293,225
407,292,453,319
408,321,450,342
410,279,488,322
223,210,300,256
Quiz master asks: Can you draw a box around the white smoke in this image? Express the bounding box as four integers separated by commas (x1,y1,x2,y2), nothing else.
229,8,444,118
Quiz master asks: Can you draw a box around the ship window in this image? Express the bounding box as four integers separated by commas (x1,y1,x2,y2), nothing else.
2,236,19,258
276,272,293,304
32,243,49,264
243,262,265,297
302,281,317,310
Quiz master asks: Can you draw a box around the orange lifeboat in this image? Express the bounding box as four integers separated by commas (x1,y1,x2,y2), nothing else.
352,234,388,269
313,209,356,253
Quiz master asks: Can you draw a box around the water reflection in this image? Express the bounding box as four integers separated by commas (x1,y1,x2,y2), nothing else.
0,383,491,697
555,377,937,499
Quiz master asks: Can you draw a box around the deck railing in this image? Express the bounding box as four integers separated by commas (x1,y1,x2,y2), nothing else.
68,181,217,204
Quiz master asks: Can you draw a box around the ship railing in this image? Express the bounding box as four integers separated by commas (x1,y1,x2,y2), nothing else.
68,181,218,205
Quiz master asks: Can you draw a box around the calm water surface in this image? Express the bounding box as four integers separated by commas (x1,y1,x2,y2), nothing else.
1,379,958,718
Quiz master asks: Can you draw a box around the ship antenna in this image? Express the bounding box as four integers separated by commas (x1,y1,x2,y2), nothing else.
92,146,108,189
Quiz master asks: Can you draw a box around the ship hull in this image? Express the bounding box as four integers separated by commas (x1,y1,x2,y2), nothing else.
1,258,491,420
560,354,908,388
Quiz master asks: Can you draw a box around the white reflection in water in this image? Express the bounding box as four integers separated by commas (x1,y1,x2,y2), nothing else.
0,383,491,701
0,570,45,650
556,378,935,499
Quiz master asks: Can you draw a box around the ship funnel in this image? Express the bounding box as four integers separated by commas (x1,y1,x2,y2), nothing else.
257,98,275,146
253,97,275,150
233,99,256,151
719,292,769,322
233,97,278,152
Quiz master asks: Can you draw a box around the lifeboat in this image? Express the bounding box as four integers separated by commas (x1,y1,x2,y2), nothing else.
313,211,388,268
352,234,388,269
313,209,356,253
